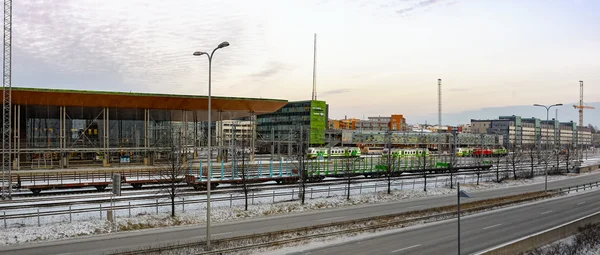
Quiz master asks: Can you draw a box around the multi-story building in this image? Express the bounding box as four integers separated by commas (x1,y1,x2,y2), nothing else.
470,120,492,134
593,132,600,147
458,124,472,133
328,118,358,130
256,100,328,150
215,120,254,146
329,114,407,131
471,115,592,149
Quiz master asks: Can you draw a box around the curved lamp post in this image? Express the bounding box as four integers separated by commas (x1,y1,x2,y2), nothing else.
193,41,229,249
533,103,563,192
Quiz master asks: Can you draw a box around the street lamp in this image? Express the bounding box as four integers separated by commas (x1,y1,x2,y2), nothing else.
533,103,563,192
193,41,230,250
457,182,471,255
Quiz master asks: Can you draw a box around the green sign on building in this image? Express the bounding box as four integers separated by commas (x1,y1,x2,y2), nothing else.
309,100,327,145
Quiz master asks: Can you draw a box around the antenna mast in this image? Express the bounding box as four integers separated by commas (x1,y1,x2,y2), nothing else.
438,79,442,128
437,78,441,153
311,33,317,101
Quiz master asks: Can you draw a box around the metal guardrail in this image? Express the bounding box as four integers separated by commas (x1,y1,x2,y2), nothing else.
558,181,600,194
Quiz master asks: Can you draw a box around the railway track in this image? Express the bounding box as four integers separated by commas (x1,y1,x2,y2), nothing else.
0,163,574,210
2,159,581,205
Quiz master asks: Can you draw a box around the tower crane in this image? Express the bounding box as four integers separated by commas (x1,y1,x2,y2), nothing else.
573,81,594,127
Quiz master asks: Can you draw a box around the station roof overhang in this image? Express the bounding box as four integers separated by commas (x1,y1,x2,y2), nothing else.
6,87,288,121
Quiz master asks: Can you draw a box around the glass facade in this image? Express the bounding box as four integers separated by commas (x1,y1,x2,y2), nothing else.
7,104,216,168
257,100,328,146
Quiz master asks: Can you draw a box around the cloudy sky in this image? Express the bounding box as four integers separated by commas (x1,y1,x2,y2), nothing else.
7,0,600,121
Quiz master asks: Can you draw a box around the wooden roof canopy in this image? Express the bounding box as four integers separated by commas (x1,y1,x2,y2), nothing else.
8,87,288,120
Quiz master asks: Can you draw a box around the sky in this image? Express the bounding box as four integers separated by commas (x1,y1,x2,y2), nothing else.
6,0,600,121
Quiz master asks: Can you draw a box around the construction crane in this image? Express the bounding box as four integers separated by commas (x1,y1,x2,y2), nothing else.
573,80,594,127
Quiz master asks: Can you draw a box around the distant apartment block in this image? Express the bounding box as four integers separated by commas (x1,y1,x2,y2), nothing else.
470,115,592,149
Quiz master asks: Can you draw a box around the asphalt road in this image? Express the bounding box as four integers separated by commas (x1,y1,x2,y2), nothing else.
298,188,600,255
2,172,600,255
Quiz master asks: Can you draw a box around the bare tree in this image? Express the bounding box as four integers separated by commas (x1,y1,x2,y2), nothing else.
291,128,308,205
342,155,359,200
563,143,575,174
525,144,537,179
157,128,188,217
385,130,394,194
508,145,523,180
495,152,502,183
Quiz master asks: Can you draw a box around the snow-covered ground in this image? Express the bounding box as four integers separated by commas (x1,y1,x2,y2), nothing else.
1,168,599,246
529,235,600,255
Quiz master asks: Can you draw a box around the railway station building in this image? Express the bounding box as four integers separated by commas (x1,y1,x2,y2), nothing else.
2,87,287,170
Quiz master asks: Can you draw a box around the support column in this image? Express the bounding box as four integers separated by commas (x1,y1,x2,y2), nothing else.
250,111,255,162
271,128,274,161
216,111,224,162
182,110,188,164
103,108,111,167
143,109,151,166
288,128,292,157
193,111,198,159
12,105,20,170
277,130,281,158
58,106,68,169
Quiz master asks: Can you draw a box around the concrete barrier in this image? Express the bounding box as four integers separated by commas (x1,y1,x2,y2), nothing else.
475,211,600,255
578,164,600,173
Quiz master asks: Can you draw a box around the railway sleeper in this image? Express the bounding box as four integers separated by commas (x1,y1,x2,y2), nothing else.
131,183,143,189
95,185,108,191
30,188,42,195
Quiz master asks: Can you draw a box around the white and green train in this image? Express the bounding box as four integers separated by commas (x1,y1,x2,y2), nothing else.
307,147,361,159
383,148,430,158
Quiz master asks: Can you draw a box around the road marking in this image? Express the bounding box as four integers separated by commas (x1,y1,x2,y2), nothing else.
541,210,553,215
482,223,502,230
317,216,344,222
577,201,586,205
391,244,421,253
408,205,424,209
213,232,232,236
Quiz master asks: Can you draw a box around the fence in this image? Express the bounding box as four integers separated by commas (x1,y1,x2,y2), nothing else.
2,173,495,228
1,163,597,229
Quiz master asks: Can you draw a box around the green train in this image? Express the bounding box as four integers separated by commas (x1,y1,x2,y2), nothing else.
384,148,430,158
457,147,508,157
306,147,361,159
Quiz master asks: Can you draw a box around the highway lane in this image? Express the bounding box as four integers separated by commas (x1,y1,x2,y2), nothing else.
2,171,600,254
296,189,600,255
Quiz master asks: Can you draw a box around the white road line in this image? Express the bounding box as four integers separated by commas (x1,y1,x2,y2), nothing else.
541,210,553,215
391,244,421,253
317,216,344,222
577,201,586,205
213,232,232,236
408,205,424,209
482,223,502,230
